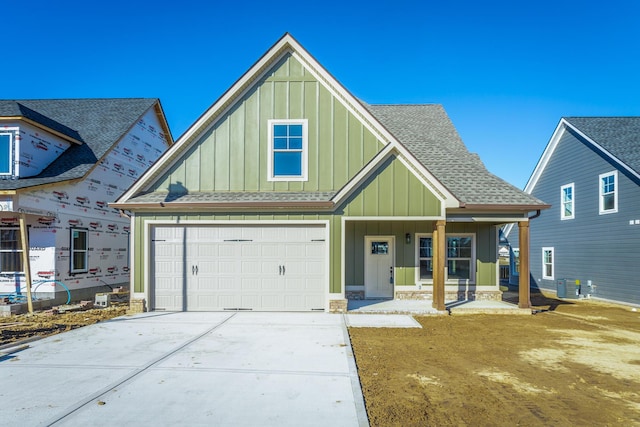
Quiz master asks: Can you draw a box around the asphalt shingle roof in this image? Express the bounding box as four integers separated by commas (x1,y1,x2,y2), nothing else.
564,117,640,174
0,98,158,190
129,191,336,204
366,104,546,207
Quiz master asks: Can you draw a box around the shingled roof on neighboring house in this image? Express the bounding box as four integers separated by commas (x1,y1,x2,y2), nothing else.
564,117,640,175
0,98,160,190
366,103,547,207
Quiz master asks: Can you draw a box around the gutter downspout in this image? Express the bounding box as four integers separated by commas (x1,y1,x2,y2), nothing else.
528,209,541,220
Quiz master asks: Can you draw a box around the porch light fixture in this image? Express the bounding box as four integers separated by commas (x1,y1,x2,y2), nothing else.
405,233,411,244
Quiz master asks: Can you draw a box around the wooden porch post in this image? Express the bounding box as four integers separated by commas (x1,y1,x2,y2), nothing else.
19,213,34,314
518,220,531,309
433,220,446,311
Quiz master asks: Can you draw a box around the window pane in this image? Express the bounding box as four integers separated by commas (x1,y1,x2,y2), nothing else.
273,137,288,149
289,137,303,149
274,152,302,176
448,260,470,280
288,124,303,137
1,252,22,272
419,260,433,280
72,230,87,250
371,242,389,254
72,252,87,271
545,264,552,277
1,229,21,250
419,237,432,258
447,237,472,258
602,175,615,193
0,134,11,174
564,203,573,217
273,125,288,137
603,193,615,210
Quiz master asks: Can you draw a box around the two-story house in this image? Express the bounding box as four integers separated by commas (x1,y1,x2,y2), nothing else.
505,117,640,306
114,34,548,313
0,99,172,305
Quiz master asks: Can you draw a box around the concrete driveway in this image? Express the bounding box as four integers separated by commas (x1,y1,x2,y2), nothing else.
0,312,368,426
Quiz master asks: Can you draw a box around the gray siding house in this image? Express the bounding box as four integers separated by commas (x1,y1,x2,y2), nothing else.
505,117,640,306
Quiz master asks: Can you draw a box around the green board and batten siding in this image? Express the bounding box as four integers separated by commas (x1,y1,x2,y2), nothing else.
149,54,382,194
131,51,499,301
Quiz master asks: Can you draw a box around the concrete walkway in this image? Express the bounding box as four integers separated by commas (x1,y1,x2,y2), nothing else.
348,297,532,315
0,312,369,427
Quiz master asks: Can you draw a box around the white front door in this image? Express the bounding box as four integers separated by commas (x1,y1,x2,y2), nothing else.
364,236,394,299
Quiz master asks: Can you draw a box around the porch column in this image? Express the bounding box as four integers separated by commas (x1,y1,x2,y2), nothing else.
518,220,531,309
19,213,34,314
432,220,446,311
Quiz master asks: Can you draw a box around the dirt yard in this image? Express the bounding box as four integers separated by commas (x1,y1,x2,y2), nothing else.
0,305,128,346
349,293,640,426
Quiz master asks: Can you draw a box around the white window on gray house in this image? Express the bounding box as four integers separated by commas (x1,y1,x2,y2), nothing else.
510,247,520,276
267,119,308,181
0,228,23,272
0,133,13,176
560,183,575,220
599,171,618,214
70,228,89,273
542,247,554,280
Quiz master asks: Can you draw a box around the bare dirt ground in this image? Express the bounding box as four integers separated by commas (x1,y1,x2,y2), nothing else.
349,292,640,427
0,304,128,347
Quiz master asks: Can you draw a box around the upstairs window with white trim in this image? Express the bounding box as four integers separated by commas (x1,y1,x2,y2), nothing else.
0,228,23,273
599,171,618,214
542,247,554,280
70,228,88,273
267,119,308,181
560,183,574,220
0,133,13,176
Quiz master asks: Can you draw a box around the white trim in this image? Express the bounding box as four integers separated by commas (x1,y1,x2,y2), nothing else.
342,215,444,221
542,247,554,280
560,183,575,220
143,219,331,311
599,170,618,215
524,119,567,194
267,119,308,181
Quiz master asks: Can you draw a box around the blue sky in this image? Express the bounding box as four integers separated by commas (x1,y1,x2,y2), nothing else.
4,0,639,189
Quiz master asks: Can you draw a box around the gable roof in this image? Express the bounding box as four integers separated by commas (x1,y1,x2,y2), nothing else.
564,117,640,174
365,104,545,208
525,117,640,194
0,98,169,190
116,34,546,212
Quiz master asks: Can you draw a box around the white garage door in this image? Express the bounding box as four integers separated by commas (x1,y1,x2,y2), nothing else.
152,225,326,311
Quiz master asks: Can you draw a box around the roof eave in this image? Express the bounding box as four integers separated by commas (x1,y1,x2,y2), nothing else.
457,203,551,211
110,201,335,211
0,117,83,145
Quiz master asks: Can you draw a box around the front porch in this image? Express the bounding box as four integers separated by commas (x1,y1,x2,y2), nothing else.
346,291,532,315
